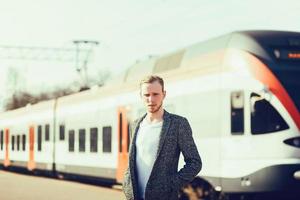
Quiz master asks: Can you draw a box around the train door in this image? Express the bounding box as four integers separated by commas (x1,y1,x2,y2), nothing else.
28,126,35,170
4,129,10,167
116,107,130,183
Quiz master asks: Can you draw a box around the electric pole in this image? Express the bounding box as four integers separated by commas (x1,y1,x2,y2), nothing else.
73,40,99,89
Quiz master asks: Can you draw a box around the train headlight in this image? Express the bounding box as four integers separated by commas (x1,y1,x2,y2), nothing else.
283,137,300,148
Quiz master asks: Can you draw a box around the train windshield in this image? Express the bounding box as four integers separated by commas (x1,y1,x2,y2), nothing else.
271,63,300,112
271,47,300,112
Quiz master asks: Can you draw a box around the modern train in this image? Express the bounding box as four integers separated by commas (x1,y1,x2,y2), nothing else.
0,30,300,200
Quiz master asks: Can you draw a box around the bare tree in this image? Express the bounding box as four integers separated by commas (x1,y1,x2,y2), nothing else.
3,68,111,111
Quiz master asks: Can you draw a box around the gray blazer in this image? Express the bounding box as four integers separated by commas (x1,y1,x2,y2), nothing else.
123,110,202,200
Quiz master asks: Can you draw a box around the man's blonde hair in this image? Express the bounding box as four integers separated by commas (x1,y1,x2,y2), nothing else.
139,75,164,91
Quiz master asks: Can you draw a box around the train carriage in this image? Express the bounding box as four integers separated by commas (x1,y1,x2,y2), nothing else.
0,30,300,199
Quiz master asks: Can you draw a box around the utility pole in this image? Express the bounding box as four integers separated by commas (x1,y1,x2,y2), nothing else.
73,40,99,89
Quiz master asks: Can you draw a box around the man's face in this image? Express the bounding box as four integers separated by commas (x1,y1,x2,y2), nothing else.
140,81,166,113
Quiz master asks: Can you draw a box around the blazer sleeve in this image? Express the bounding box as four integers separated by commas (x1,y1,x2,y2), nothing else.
173,117,202,189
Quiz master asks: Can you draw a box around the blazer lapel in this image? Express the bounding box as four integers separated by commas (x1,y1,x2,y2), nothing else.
130,113,147,168
129,113,147,198
155,110,171,159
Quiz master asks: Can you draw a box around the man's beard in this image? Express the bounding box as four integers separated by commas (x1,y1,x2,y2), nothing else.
148,102,163,113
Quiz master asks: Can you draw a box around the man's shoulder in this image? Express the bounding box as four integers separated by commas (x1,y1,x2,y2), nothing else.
166,111,187,123
132,110,188,124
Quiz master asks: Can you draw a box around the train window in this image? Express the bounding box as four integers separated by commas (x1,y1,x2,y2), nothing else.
0,130,3,150
103,126,112,153
90,128,98,153
22,134,26,151
127,123,130,152
59,125,65,140
119,113,123,153
250,93,289,134
231,91,244,135
45,124,50,141
69,130,75,152
17,135,20,151
79,129,85,152
12,135,15,151
38,125,42,151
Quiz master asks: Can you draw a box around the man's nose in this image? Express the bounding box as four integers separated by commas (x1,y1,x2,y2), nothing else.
148,95,154,102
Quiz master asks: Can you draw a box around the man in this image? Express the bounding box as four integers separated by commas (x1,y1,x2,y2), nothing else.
123,75,202,200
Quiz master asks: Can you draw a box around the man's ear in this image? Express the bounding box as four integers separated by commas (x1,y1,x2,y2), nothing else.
163,90,166,98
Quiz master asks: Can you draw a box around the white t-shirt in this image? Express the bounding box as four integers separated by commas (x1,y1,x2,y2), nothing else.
135,118,163,199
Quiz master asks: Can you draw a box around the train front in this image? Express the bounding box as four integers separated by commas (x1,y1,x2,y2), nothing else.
229,31,300,198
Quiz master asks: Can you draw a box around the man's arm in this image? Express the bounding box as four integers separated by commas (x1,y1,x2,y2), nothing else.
173,117,202,189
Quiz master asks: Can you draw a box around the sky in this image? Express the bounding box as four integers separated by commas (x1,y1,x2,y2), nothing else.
0,0,300,110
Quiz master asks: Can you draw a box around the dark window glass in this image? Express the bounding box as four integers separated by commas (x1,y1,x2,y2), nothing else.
0,130,3,150
103,126,112,153
12,135,15,151
38,125,42,151
90,128,98,153
59,125,65,140
79,129,85,152
119,113,122,153
45,124,50,141
251,93,289,134
69,130,75,152
231,91,244,135
127,123,130,152
22,134,26,151
17,135,20,151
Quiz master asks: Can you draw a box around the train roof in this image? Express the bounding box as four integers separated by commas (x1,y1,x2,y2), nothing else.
123,30,300,83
